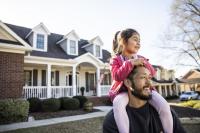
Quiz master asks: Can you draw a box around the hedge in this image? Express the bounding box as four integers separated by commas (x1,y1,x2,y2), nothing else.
62,98,80,110
41,98,61,112
73,96,88,108
0,99,29,124
27,97,41,112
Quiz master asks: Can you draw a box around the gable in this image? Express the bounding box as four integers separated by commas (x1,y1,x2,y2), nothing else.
93,37,103,46
0,26,18,42
74,53,104,67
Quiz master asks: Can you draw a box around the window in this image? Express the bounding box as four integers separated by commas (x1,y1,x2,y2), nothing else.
95,45,100,57
36,34,45,49
69,40,76,54
24,70,32,86
101,73,111,85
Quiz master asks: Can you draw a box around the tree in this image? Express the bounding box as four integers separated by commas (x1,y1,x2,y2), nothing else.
162,0,200,68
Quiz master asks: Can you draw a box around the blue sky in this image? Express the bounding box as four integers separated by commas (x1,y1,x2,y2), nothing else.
1,0,193,77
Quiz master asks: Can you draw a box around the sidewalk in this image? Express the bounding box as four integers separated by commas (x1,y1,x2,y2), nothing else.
0,106,112,132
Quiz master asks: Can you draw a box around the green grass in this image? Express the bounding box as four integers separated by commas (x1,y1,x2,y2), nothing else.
4,117,104,133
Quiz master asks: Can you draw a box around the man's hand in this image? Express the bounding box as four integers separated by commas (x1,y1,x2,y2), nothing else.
130,58,145,66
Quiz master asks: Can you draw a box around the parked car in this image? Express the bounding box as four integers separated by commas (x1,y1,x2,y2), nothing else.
179,91,199,101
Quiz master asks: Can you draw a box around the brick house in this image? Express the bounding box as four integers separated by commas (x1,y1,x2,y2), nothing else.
0,21,182,100
0,21,111,99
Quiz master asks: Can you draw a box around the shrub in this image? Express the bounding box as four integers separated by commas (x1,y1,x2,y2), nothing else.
41,98,60,112
80,87,85,96
59,97,70,109
0,99,29,124
165,95,179,100
62,98,80,110
73,96,88,108
179,100,199,107
193,103,200,109
83,101,93,112
27,97,41,112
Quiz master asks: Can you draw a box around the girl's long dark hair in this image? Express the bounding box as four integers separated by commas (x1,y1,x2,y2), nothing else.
112,29,140,55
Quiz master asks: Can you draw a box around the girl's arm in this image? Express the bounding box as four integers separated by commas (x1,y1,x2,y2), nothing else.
143,58,156,77
110,57,133,81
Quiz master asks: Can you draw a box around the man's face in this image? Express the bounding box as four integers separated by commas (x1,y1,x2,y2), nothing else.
130,67,152,100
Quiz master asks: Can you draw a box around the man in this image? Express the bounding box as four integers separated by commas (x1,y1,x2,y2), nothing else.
103,66,186,133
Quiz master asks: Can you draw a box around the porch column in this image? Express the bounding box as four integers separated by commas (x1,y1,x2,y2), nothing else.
47,64,51,98
165,85,167,97
169,85,174,96
96,67,101,97
72,66,77,96
158,85,162,96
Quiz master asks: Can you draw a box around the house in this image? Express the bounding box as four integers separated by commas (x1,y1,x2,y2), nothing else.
0,21,181,100
0,21,112,99
177,69,200,93
152,65,180,97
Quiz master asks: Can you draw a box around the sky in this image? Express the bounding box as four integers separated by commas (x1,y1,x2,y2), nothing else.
0,0,194,77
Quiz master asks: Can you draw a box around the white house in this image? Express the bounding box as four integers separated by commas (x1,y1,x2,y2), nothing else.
0,21,112,99
0,21,182,100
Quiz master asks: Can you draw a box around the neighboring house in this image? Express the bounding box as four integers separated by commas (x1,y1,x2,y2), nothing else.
152,65,180,97
0,21,112,99
177,69,200,93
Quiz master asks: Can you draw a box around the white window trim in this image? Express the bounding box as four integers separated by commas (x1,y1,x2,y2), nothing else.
33,32,48,52
67,39,78,55
93,44,102,59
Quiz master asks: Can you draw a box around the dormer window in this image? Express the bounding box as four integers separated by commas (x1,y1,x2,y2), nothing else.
36,34,45,49
69,40,76,54
95,45,100,57
25,23,50,52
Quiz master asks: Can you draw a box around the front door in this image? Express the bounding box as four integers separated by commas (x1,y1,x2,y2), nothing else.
85,72,96,96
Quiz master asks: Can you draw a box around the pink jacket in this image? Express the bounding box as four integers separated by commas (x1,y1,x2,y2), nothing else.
109,54,156,101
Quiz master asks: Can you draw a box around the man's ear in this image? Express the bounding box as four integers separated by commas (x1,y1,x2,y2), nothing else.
124,79,133,91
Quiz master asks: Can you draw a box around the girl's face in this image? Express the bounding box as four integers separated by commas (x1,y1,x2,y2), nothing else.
124,33,140,54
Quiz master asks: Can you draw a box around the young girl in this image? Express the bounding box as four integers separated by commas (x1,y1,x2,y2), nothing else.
109,29,173,133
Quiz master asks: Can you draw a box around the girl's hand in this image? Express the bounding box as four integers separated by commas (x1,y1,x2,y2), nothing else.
130,58,145,66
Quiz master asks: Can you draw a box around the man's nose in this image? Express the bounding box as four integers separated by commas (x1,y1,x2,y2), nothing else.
146,78,152,87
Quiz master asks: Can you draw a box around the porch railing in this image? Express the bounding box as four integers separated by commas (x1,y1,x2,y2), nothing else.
23,86,73,99
23,86,48,99
101,85,111,96
51,86,73,98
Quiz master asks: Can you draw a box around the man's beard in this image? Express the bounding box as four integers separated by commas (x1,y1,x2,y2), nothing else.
131,84,152,100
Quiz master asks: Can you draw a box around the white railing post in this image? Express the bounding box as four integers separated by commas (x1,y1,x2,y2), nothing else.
72,66,77,96
96,67,101,97
47,64,51,98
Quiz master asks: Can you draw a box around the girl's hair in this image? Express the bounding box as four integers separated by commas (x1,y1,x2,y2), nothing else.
112,28,140,55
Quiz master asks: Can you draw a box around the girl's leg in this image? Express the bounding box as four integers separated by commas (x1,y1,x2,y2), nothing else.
149,90,173,133
113,92,129,133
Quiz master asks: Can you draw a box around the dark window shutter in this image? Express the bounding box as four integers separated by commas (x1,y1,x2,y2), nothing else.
42,70,46,86
85,72,89,92
69,75,72,86
55,71,59,86
33,69,38,86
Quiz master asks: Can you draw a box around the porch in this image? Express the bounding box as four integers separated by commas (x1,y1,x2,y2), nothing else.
23,61,111,99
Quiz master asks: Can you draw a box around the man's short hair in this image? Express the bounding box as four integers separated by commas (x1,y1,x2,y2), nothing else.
127,65,144,81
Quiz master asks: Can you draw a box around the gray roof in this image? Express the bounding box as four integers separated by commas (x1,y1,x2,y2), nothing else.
152,77,174,83
5,23,111,63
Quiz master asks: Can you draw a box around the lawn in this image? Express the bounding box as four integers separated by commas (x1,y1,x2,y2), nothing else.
3,105,200,133
4,117,105,133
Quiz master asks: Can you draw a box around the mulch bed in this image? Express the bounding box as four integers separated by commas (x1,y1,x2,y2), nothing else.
170,105,200,118
30,109,101,120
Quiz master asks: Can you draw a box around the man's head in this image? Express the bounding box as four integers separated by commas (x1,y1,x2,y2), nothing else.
124,66,152,100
